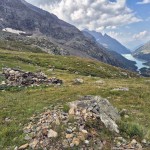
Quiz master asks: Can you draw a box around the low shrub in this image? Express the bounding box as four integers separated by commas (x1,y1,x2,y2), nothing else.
119,121,144,140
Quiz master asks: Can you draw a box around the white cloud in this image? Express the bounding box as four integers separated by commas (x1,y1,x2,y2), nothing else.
106,26,117,29
105,31,150,50
137,0,150,4
30,0,142,32
133,31,149,39
107,31,123,39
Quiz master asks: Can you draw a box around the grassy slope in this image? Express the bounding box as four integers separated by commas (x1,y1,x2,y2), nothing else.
0,48,150,149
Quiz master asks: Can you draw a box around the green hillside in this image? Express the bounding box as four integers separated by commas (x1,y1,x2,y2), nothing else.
0,48,137,79
0,48,150,149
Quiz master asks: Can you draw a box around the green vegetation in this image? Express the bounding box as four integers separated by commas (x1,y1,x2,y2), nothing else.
119,121,144,140
0,40,45,53
0,48,150,149
63,104,70,113
0,49,137,78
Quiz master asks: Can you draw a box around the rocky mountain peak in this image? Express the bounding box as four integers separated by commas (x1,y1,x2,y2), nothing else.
84,29,131,54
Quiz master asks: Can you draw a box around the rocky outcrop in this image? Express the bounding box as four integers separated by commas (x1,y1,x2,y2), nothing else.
69,96,120,133
18,96,122,149
2,68,62,86
17,96,146,149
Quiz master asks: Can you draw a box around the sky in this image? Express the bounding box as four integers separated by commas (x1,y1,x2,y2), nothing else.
26,0,150,50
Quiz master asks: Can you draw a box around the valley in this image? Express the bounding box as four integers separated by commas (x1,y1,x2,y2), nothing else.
122,54,149,70
0,0,150,149
0,48,150,149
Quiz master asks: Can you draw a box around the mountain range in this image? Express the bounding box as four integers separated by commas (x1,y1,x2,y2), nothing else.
1,1,150,150
0,0,137,71
133,41,150,62
83,29,131,54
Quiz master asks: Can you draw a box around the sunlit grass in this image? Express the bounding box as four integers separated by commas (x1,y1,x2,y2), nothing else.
0,48,149,149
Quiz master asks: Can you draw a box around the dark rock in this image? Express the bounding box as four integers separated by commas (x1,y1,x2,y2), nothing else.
2,68,63,87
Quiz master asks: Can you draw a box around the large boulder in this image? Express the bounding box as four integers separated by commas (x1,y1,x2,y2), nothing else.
69,96,120,133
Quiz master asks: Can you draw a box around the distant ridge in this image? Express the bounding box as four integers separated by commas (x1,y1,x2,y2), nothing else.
133,40,150,61
83,29,131,54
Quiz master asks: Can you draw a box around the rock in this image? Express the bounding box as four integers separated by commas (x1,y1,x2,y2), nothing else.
66,134,74,139
2,68,63,87
72,127,76,131
124,115,129,118
70,143,74,147
66,129,72,134
24,134,32,140
29,139,38,149
9,70,15,75
73,78,84,84
92,108,99,114
100,113,119,133
69,96,120,133
4,117,12,122
130,139,137,146
85,140,89,145
81,129,88,134
112,87,129,91
131,139,137,144
42,128,48,136
55,118,60,125
96,140,104,149
48,129,58,138
82,109,87,114
75,71,79,74
78,132,85,141
116,141,121,147
62,140,69,148
69,108,75,115
87,107,93,111
119,109,128,116
130,140,142,150
14,146,18,150
136,143,142,149
48,69,54,72
95,80,105,85
76,110,80,116
115,137,126,143
142,139,147,144
18,143,29,150
1,81,6,85
72,137,80,146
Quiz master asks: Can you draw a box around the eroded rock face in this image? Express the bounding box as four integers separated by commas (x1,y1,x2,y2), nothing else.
69,96,120,133
2,68,62,86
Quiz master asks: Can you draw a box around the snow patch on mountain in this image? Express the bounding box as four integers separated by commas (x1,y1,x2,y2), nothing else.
2,28,26,35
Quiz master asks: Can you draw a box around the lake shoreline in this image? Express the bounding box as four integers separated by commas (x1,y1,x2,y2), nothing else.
122,54,149,71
